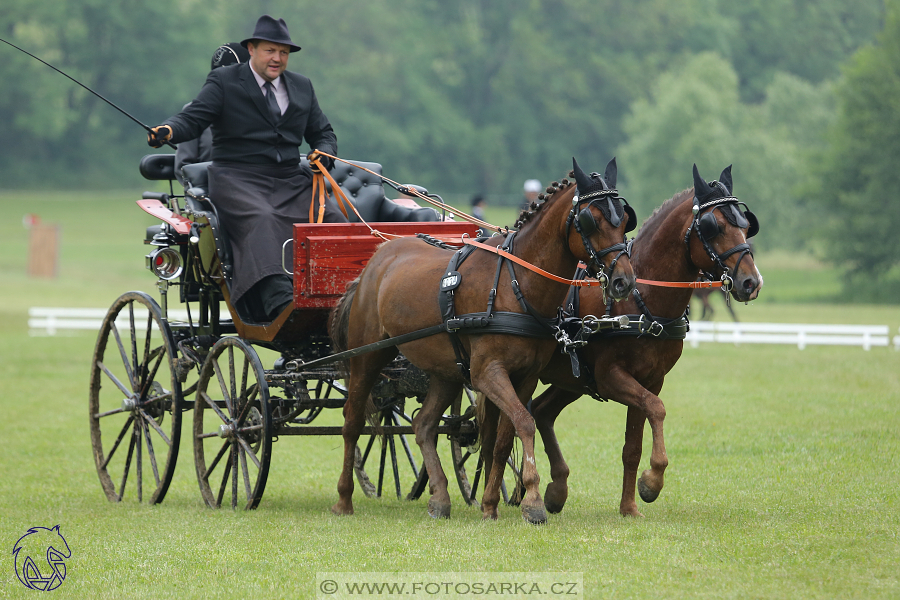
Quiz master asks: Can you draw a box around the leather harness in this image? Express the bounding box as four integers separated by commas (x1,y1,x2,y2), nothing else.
438,232,558,382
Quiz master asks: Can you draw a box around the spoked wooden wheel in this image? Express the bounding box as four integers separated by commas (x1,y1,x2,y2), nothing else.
449,388,523,506
354,397,423,500
89,292,183,504
193,337,272,510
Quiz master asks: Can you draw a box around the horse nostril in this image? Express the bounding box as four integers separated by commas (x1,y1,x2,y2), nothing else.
742,277,757,293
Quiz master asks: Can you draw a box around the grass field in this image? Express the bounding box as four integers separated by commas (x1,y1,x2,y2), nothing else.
0,190,898,599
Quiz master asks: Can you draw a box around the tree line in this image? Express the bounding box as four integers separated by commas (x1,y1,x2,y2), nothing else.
0,0,895,299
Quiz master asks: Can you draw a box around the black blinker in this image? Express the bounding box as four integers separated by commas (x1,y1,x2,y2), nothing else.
623,204,636,234
745,210,759,238
577,207,598,235
698,211,720,241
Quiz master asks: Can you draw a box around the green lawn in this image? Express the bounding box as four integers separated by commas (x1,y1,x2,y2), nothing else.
0,190,898,599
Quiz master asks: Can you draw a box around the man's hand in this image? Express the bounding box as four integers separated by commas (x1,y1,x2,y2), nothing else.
147,125,173,148
308,151,333,173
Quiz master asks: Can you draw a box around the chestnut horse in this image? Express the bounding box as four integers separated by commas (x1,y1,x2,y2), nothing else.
329,158,636,523
483,164,762,517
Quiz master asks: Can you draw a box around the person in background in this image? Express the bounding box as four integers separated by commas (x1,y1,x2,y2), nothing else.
174,42,250,185
522,178,542,211
470,194,488,236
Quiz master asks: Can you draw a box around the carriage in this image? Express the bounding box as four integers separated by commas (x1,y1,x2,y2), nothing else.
88,153,500,510
89,152,759,521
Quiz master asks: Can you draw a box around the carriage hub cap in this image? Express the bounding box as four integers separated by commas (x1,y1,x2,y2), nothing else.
218,423,233,438
121,397,137,412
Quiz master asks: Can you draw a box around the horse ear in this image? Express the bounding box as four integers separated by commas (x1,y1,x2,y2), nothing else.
719,165,733,194
604,157,617,188
572,157,592,191
692,163,712,199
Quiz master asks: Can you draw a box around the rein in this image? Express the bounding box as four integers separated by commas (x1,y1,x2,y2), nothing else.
308,151,503,235
463,239,606,287
635,278,726,289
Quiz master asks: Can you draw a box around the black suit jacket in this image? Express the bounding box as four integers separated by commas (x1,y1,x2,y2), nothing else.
164,62,336,165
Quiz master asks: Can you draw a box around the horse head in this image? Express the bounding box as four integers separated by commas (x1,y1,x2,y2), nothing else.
567,157,636,300
689,164,762,302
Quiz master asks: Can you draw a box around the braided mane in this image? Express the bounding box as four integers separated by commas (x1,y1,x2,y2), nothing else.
514,170,575,229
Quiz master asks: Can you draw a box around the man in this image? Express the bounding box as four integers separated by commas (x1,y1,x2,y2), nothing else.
148,15,347,322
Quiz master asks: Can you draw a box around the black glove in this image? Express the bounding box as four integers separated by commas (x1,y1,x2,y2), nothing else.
308,152,333,173
147,125,173,148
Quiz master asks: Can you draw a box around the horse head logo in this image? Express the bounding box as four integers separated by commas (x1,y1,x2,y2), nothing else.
12,525,71,591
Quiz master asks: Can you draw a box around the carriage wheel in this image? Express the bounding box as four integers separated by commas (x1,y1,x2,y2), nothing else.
353,397,423,501
89,292,183,504
193,338,272,510
449,388,523,507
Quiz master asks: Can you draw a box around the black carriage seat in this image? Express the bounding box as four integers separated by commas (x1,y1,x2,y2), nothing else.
180,162,234,284
139,153,176,181
312,158,441,223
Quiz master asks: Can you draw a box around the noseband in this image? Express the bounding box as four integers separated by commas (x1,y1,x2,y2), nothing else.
565,188,631,294
683,192,754,292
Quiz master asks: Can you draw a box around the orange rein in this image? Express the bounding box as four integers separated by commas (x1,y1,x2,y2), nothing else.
308,150,503,235
636,278,725,288
463,239,605,287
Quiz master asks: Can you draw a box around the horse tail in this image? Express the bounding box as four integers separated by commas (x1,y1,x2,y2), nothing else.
474,391,489,446
329,276,359,355
328,276,384,439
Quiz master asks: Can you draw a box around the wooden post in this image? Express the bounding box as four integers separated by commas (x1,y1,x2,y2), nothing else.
28,224,60,278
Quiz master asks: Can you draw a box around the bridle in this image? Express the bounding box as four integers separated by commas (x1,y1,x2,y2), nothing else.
565,187,635,294
683,183,757,293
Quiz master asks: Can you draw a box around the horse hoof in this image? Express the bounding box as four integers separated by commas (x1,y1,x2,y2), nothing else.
544,483,568,514
619,505,644,518
427,498,451,519
522,505,548,525
330,503,354,516
637,478,660,503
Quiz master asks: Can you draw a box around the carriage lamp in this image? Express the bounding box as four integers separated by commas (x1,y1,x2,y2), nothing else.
146,247,183,280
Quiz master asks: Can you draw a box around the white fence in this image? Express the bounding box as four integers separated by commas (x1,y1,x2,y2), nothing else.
27,307,900,350
28,307,190,337
687,321,898,351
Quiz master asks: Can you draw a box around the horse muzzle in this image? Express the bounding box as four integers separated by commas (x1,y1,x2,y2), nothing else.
607,263,636,301
731,270,762,303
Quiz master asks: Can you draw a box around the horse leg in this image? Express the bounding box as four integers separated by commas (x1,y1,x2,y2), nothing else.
331,353,393,516
473,365,546,524
599,366,668,513
412,378,463,519
530,386,580,514
620,405,646,517
477,399,501,518
636,388,668,504
480,406,513,520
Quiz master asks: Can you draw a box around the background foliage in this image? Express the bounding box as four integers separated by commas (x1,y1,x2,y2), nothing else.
1,0,897,299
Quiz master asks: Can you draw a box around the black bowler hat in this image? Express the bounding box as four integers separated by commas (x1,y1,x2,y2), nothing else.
241,15,301,52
